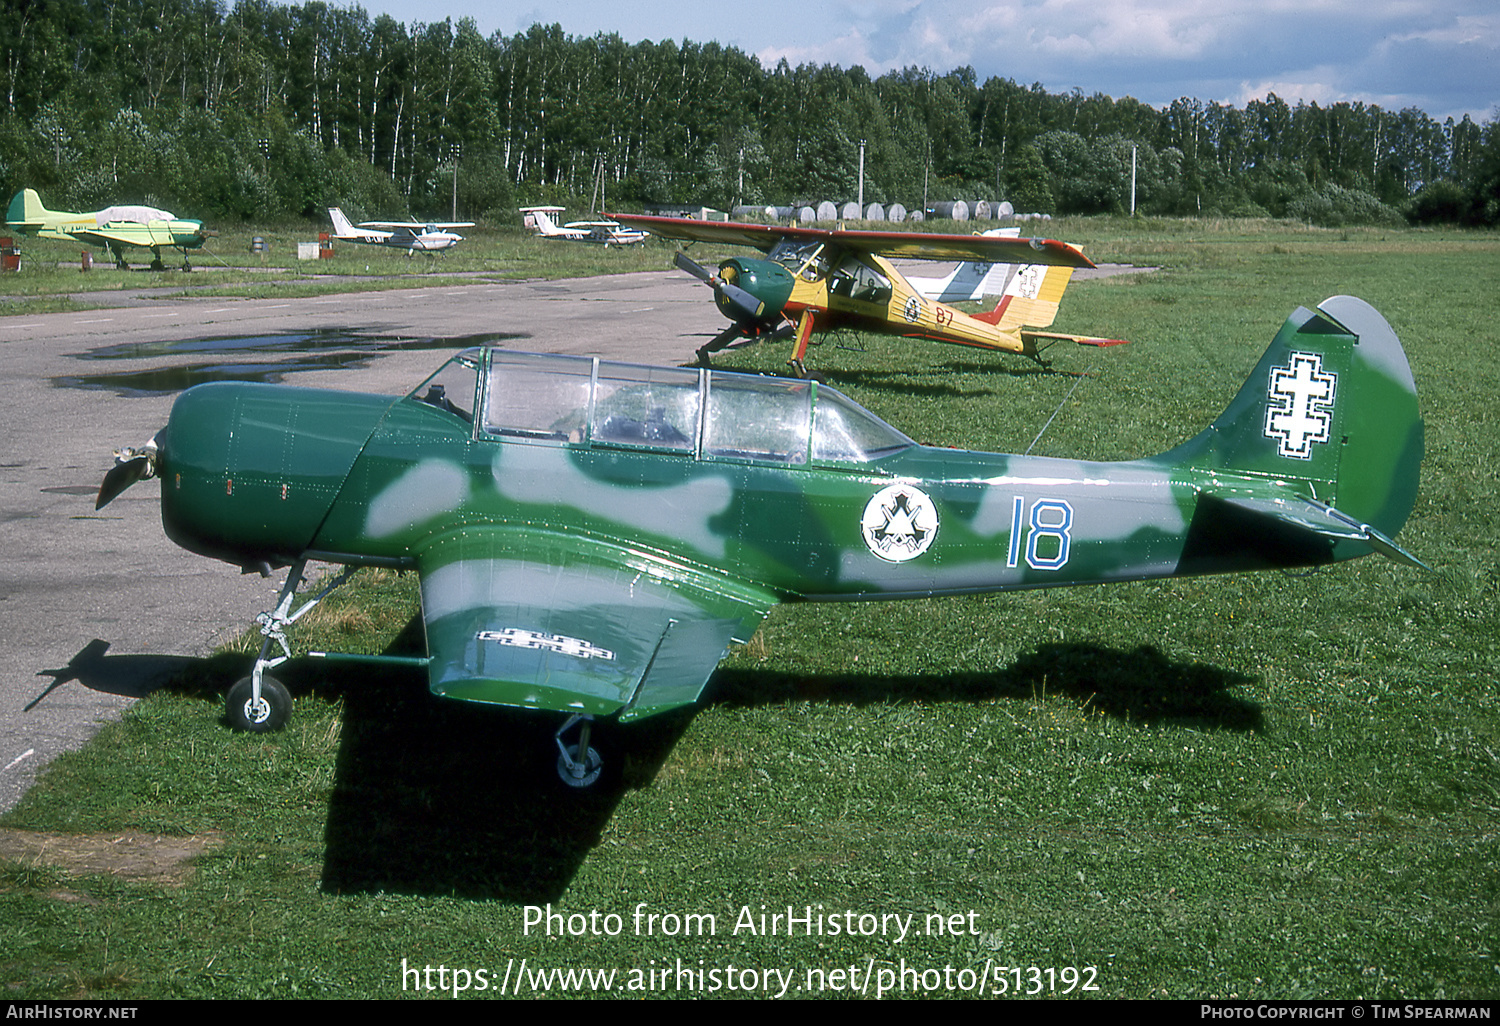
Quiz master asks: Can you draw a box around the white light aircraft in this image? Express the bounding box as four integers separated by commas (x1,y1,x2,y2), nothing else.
327,207,473,253
520,206,647,247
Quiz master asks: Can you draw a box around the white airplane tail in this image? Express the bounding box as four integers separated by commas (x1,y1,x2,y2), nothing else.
520,207,566,236
328,207,358,237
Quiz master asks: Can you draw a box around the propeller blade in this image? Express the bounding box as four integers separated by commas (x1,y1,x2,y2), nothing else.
673,250,714,282
95,440,159,510
717,280,766,320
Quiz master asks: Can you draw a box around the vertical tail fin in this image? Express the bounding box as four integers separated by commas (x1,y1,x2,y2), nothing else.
521,207,565,235
907,228,1025,303
914,259,993,302
972,265,1075,329
1166,296,1423,566
6,188,51,230
328,207,357,237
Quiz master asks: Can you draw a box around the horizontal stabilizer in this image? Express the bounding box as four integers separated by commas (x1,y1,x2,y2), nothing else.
1217,493,1429,570
1022,330,1131,348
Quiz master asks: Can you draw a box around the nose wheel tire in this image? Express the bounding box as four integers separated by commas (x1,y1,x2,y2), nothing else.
557,744,603,789
226,676,292,733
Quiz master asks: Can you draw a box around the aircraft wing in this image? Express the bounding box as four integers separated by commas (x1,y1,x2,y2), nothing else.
361,220,475,229
417,528,776,722
606,212,1094,267
73,225,174,248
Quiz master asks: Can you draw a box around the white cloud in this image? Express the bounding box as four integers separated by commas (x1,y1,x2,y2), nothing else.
757,29,880,72
1232,77,1350,109
1385,12,1498,48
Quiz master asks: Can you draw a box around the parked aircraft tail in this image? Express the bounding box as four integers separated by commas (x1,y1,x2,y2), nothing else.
328,207,358,237
6,188,52,230
971,263,1074,330
963,263,1130,351
1163,295,1425,571
908,227,1022,302
519,206,567,236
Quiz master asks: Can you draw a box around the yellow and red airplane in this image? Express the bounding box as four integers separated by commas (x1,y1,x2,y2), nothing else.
607,213,1127,376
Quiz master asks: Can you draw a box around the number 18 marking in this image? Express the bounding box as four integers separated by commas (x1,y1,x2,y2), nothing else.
1006,496,1073,570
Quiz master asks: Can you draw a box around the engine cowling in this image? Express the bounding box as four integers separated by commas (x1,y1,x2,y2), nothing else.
158,382,396,569
715,257,795,328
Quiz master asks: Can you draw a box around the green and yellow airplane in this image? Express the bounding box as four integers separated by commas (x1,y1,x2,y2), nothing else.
606,212,1127,377
98,296,1424,787
6,188,214,270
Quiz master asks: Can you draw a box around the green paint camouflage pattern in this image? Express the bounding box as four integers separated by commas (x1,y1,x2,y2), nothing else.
147,297,1422,722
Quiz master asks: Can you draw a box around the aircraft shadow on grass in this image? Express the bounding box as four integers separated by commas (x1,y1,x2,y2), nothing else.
320,631,1261,902
707,641,1264,731
42,619,1261,903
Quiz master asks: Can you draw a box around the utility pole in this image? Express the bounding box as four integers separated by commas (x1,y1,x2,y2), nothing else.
923,140,930,215
450,143,462,221
1130,145,1137,216
858,139,865,215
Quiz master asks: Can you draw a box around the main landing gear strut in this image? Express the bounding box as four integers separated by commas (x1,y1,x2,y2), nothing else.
223,560,610,789
226,558,359,733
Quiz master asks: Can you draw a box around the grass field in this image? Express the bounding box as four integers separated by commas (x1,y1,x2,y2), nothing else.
2,218,1496,1000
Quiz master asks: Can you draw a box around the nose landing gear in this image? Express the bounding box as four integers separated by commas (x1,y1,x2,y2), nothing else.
555,714,603,789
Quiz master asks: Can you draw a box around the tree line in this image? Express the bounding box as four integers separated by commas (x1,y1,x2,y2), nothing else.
3,1,1497,227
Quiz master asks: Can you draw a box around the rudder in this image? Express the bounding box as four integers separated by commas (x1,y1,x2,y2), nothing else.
328,207,357,236
1168,296,1422,545
6,188,50,229
972,265,1074,329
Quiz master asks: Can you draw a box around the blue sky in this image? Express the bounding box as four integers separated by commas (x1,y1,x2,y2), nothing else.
351,0,1497,124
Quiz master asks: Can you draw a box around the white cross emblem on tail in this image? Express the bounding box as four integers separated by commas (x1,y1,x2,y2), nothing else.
1264,352,1337,459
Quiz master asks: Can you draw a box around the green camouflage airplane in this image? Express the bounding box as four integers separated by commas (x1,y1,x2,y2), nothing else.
98,295,1424,787
6,188,214,270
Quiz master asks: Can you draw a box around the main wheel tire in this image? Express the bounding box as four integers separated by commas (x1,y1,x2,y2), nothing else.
226,676,292,733
556,744,603,789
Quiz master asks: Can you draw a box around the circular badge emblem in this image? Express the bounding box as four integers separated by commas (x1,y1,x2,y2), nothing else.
861,483,939,563
902,295,922,323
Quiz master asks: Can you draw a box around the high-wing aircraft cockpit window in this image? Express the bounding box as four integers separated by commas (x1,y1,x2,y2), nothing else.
591,363,700,451
769,240,829,282
811,387,915,463
828,257,892,304
483,351,593,441
703,375,811,463
409,348,481,423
